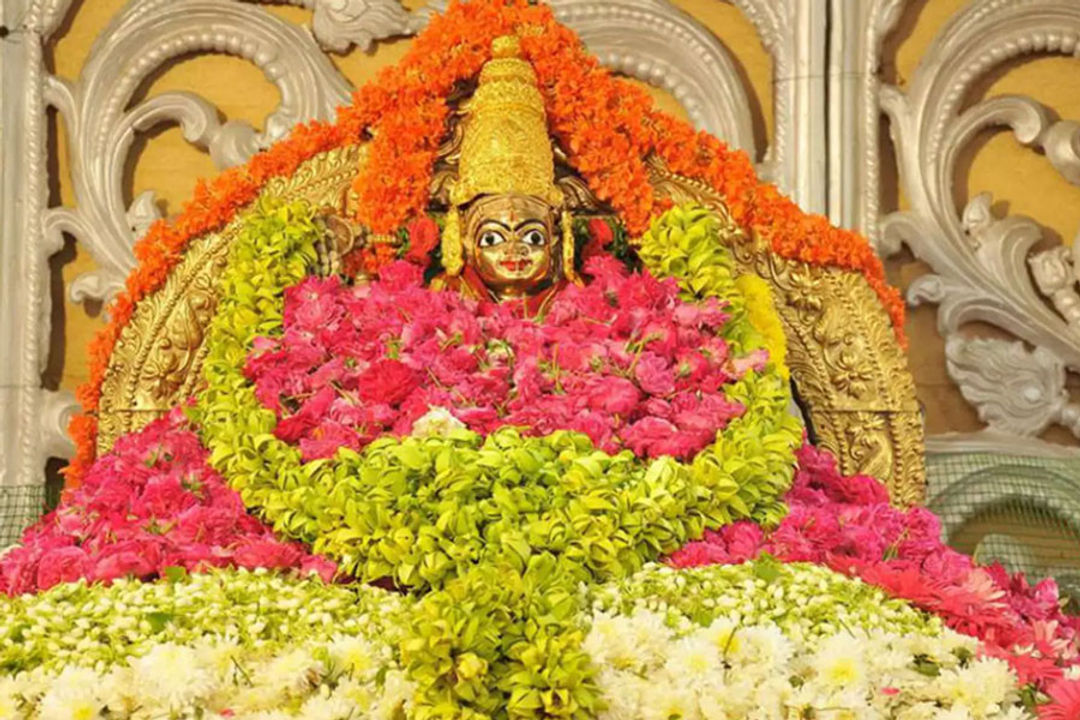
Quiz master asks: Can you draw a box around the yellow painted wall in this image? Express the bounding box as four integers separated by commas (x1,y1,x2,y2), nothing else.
47,0,1080,447
882,0,1080,442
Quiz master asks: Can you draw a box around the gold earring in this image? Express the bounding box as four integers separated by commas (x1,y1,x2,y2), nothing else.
561,210,583,285
442,209,464,277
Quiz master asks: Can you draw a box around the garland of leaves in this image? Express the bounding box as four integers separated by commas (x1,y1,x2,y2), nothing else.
192,198,801,717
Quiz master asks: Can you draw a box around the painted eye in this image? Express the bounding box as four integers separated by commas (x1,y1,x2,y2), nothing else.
478,231,505,248
522,229,547,246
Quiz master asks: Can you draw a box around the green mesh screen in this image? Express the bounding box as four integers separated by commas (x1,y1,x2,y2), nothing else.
0,485,48,548
926,452,1080,610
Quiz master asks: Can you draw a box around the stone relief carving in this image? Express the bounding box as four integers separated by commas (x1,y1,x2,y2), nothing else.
874,0,1080,450
43,0,352,306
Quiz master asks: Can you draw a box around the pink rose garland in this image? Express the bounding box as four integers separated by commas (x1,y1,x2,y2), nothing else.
0,408,335,596
246,257,748,461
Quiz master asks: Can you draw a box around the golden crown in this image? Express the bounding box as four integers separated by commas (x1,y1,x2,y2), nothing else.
449,35,563,208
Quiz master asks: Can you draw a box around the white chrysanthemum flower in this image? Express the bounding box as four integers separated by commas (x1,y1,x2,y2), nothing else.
810,633,869,692
195,637,243,680
594,670,645,720
640,682,700,720
299,691,354,719
411,406,466,437
255,648,323,697
663,635,723,682
932,657,1016,716
327,634,380,680
36,667,103,720
129,642,215,711
373,669,416,720
331,677,377,714
95,666,139,717
0,677,25,720
728,625,793,672
701,618,742,659
584,611,664,671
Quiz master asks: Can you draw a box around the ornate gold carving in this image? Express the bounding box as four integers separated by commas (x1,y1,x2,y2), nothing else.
449,36,563,208
645,155,926,506
96,145,362,454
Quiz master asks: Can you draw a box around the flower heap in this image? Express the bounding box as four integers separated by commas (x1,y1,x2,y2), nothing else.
0,569,413,719
0,407,334,596
248,256,745,462
672,443,1080,718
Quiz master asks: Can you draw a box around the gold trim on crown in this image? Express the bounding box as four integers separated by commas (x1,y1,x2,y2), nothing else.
449,35,563,209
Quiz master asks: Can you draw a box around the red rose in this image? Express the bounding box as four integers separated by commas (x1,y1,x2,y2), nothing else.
355,359,420,406
405,216,440,265
580,218,614,264
587,217,613,247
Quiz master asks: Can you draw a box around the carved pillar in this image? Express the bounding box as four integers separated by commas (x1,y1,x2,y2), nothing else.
0,0,77,543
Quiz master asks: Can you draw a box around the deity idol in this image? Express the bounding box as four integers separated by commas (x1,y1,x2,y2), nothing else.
1,6,1077,720
432,36,581,308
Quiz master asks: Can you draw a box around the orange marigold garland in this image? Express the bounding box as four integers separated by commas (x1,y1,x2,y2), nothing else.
68,0,905,485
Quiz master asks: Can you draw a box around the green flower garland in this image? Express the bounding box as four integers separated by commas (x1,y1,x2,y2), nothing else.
192,198,802,718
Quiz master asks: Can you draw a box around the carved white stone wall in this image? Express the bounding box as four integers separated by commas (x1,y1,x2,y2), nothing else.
0,0,820,510
867,0,1080,455
1,0,77,518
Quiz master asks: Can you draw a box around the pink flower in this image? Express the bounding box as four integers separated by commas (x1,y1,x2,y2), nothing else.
245,265,752,460
634,353,675,396
233,539,303,570
584,376,641,416
0,408,339,596
356,359,420,407
35,546,93,591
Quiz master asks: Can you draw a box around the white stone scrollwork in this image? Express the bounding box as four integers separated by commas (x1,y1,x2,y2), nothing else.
305,0,421,53
43,0,353,306
879,0,1080,444
943,336,1073,437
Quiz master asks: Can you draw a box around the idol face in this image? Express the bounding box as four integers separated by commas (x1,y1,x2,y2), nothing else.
463,194,558,299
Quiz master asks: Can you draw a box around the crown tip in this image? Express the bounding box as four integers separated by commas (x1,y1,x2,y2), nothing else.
492,35,521,59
